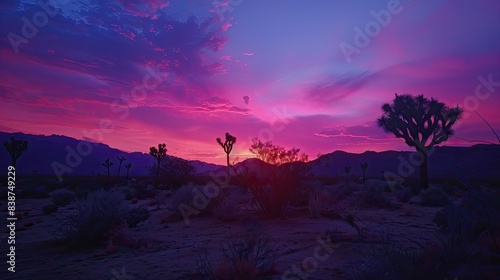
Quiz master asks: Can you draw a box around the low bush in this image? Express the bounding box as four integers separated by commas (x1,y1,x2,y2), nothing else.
125,207,151,228
394,188,412,203
54,189,127,249
149,156,195,189
196,233,277,279
235,161,309,218
308,189,322,218
43,204,58,214
73,182,102,198
135,185,157,199
168,184,218,220
122,186,136,200
419,188,449,206
122,182,157,200
212,199,239,222
354,187,393,209
346,231,439,280
50,188,76,206
326,183,357,204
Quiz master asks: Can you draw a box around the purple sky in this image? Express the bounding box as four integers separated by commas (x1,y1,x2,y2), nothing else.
1,0,499,165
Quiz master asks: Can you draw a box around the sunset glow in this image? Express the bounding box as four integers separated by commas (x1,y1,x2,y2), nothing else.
1,0,499,165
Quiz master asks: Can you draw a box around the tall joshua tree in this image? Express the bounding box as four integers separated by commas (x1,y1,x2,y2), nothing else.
150,143,167,178
117,156,126,177
103,158,113,177
361,162,368,182
216,132,236,183
4,137,28,168
344,166,351,181
125,163,132,180
377,94,463,189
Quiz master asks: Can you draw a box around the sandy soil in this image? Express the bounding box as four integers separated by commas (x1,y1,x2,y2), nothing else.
1,185,449,280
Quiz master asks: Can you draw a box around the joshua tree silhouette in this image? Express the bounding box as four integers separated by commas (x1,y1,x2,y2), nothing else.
216,132,236,183
103,158,113,177
125,163,132,180
377,94,463,189
344,166,351,181
4,137,28,168
361,162,368,182
117,156,126,177
150,143,167,178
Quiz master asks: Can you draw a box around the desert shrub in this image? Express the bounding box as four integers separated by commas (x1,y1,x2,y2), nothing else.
149,156,195,189
434,206,476,268
168,183,218,220
431,188,500,278
121,186,136,200
354,187,393,209
308,188,322,218
419,188,449,206
74,182,102,198
54,189,128,248
394,188,412,203
364,179,400,192
196,233,277,280
212,198,239,222
328,183,357,203
138,185,157,199
170,184,198,206
125,207,151,228
43,204,58,214
50,188,76,206
236,162,309,218
427,206,497,279
347,231,437,280
123,181,156,200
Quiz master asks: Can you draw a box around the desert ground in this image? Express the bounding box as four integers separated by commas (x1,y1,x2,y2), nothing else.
2,175,499,280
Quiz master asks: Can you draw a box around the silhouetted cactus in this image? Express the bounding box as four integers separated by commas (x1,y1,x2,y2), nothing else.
377,94,463,189
102,158,113,177
125,163,132,180
117,156,126,177
361,162,368,182
150,143,167,178
3,137,28,168
216,132,236,183
344,166,351,181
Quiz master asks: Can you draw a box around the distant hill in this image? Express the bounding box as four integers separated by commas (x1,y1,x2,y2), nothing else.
1,132,499,181
308,145,500,180
0,132,222,178
228,145,500,181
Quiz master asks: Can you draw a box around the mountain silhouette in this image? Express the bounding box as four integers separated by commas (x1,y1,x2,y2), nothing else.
1,131,498,181
0,132,220,177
